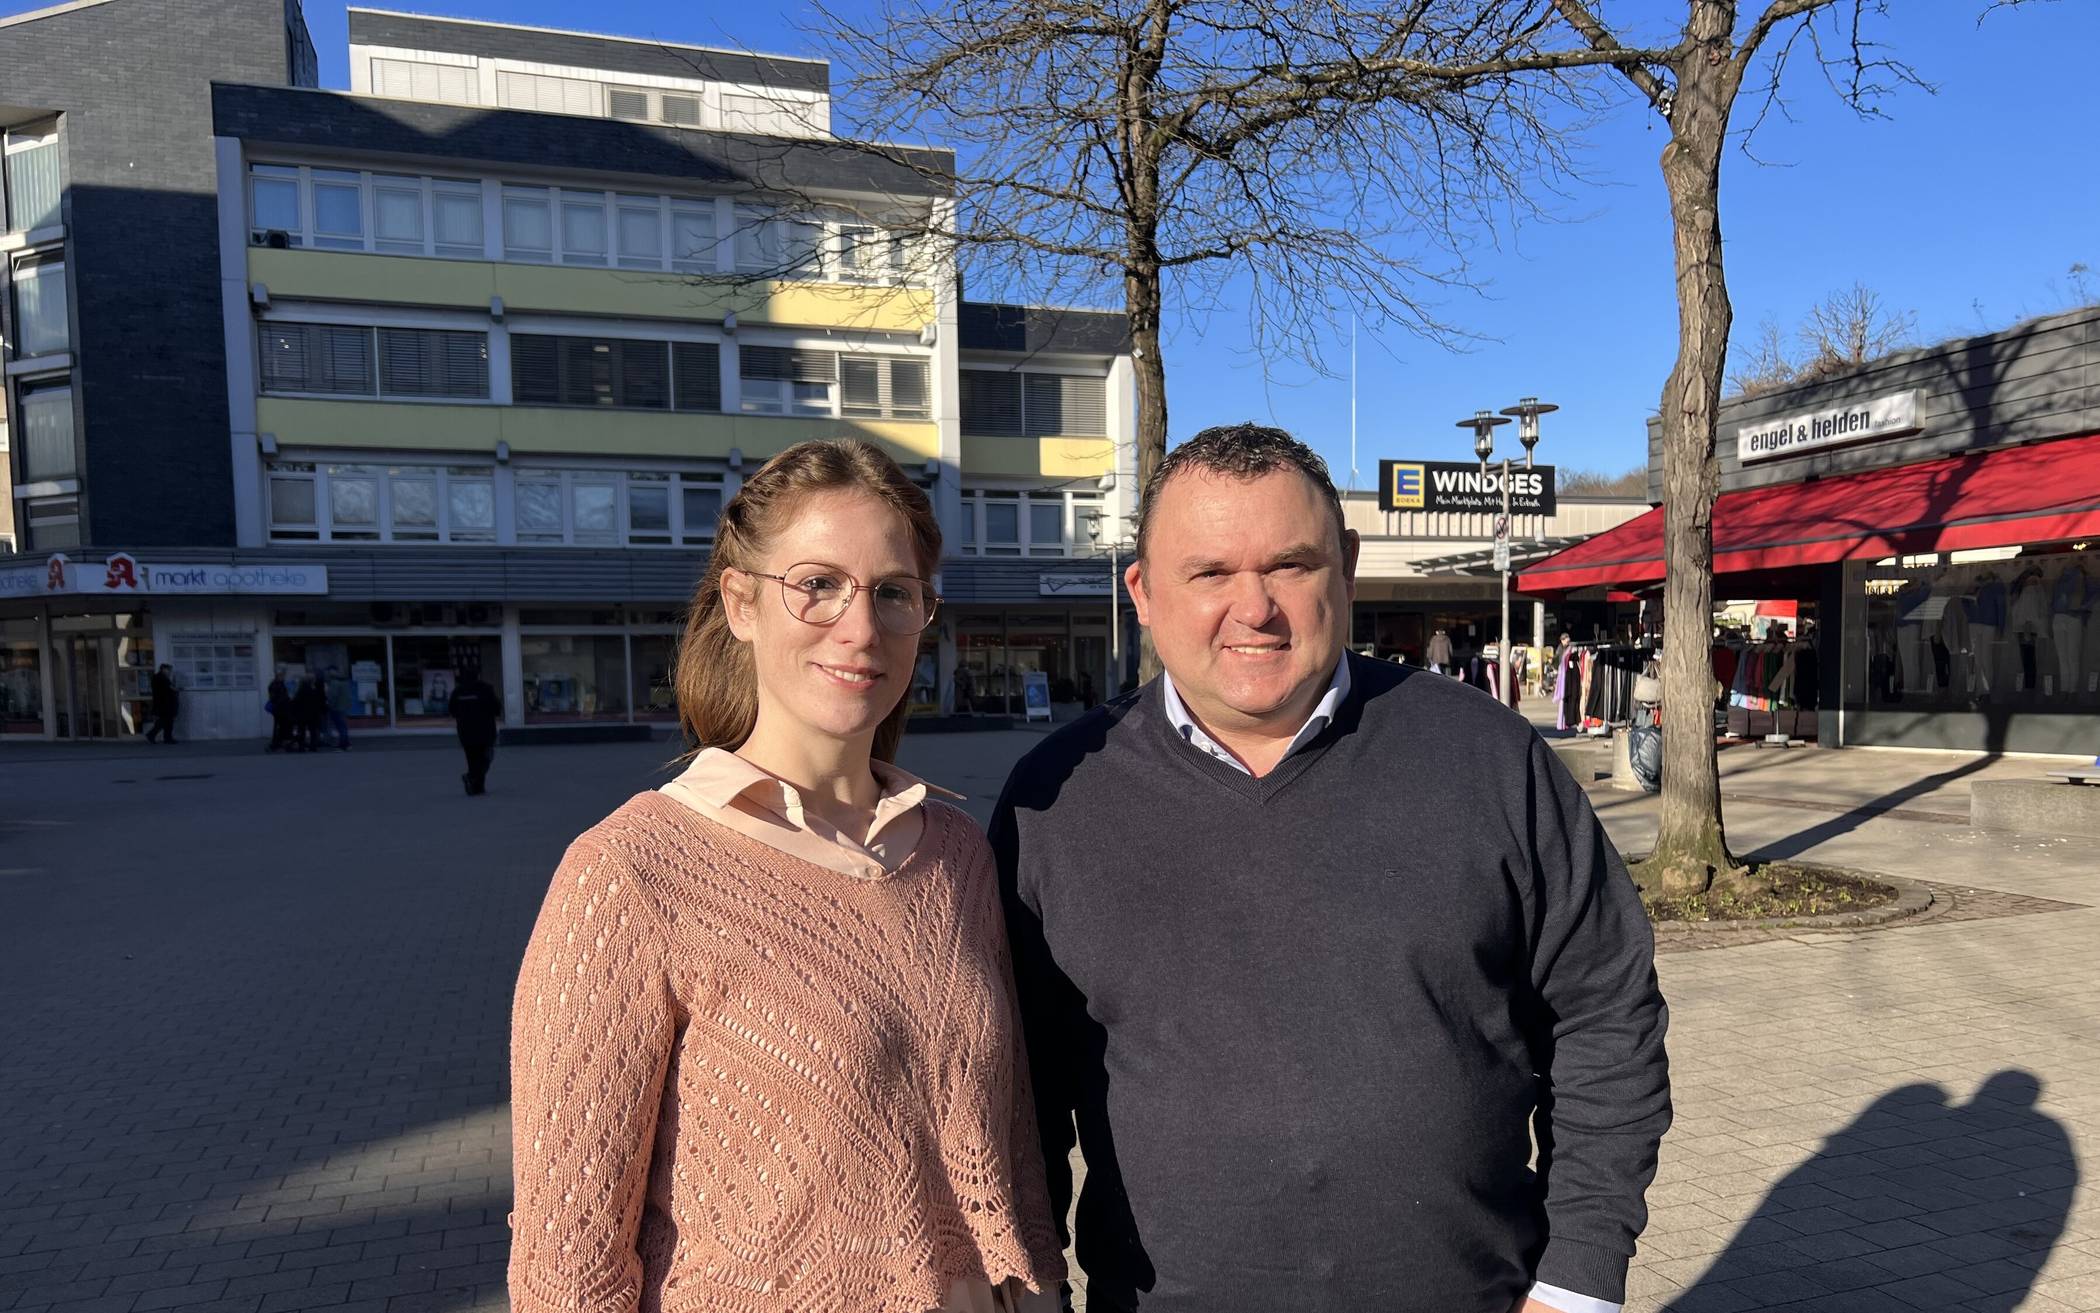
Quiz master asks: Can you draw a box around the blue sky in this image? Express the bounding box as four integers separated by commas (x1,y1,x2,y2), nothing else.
26,0,2094,482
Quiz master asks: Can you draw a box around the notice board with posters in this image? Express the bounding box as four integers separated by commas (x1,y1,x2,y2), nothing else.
1378,460,1558,515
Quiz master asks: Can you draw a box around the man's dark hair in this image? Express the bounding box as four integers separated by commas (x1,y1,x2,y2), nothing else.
1135,422,1346,560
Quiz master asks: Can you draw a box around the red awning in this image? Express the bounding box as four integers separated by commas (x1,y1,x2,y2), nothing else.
1518,432,2100,595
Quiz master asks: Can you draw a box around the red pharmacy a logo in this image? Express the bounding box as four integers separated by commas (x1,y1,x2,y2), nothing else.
102,553,141,591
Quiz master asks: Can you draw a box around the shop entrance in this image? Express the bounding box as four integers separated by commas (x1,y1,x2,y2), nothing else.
53,627,151,739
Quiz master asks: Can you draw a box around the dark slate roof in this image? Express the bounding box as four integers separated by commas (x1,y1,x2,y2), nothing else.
958,302,1131,356
213,84,952,199
348,9,828,94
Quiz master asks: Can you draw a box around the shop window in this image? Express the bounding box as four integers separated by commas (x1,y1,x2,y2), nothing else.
166,634,258,692
522,634,629,722
392,634,499,725
1,620,43,733
270,637,389,725
630,633,679,721
1861,552,2100,711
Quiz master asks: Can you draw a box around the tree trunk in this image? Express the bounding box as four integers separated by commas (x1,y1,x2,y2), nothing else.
1127,267,1168,683
1641,11,1756,900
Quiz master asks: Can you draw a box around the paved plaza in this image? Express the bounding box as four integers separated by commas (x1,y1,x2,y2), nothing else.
2,725,2096,1313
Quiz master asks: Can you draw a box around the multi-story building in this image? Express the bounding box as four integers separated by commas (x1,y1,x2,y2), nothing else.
0,3,1139,740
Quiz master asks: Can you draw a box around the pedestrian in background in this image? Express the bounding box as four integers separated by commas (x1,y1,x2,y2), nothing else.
507,440,1062,1313
324,667,351,751
266,667,294,751
293,674,325,752
143,664,180,744
446,664,501,795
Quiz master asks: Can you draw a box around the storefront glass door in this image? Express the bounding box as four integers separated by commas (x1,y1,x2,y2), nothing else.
55,635,117,739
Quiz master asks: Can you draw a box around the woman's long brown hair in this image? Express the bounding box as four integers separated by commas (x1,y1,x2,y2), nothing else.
674,439,941,764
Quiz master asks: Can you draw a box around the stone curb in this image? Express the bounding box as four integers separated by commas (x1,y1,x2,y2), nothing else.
1643,862,1937,938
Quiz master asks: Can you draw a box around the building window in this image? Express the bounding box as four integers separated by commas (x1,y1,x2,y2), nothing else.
961,368,1109,438
511,334,672,409
959,488,1103,558
496,70,599,115
559,190,610,266
679,481,722,544
960,370,1023,437
261,323,488,401
249,164,302,243
310,168,365,250
607,87,651,121
672,341,722,412
250,165,486,258
18,379,75,481
840,356,931,420
733,203,782,274
616,195,664,270
260,322,373,396
377,327,490,398
267,462,498,544
739,345,835,416
837,223,906,284
24,494,80,550
4,124,62,233
11,253,68,357
669,202,717,274
371,57,477,105
660,94,702,127
513,469,617,545
502,186,554,262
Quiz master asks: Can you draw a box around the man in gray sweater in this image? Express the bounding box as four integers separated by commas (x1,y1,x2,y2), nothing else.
992,425,1670,1313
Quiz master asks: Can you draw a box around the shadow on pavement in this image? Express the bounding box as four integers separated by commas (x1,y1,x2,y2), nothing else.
1662,1072,2076,1312
1744,753,2000,862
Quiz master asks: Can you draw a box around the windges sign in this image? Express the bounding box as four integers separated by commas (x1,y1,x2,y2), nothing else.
1736,390,1921,464
1378,460,1558,515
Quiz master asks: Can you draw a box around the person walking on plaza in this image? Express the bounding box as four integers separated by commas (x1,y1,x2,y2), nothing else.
266,667,295,751
446,665,501,795
993,425,1670,1313
292,673,326,752
323,667,351,751
507,441,1063,1313
143,664,180,743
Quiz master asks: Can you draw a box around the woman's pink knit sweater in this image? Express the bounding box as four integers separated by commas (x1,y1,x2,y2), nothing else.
508,791,1066,1313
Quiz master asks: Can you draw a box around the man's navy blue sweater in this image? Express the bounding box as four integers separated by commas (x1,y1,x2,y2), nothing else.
991,655,1670,1313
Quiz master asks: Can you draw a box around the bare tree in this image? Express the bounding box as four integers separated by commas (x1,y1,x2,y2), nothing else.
1354,1,2040,898
813,0,1599,499
1727,316,1798,396
1729,282,1915,396
1558,467,1649,497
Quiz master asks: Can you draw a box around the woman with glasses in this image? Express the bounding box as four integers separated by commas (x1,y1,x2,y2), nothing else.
508,440,1065,1313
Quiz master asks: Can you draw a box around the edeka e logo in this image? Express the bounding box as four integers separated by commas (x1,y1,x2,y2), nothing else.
1386,462,1426,510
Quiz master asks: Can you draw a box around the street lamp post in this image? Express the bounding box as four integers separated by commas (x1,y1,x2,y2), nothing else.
1087,514,1121,698
1457,399,1556,708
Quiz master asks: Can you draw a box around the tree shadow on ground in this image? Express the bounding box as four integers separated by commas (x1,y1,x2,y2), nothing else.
1662,1072,2077,1312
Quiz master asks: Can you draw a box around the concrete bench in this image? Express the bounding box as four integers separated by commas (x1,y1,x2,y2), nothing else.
1973,776,2100,840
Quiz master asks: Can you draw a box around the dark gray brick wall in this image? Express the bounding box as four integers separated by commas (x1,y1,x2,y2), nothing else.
0,0,304,548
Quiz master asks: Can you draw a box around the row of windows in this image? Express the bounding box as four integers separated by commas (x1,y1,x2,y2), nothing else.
260,462,1115,558
367,57,821,139
266,463,725,547
248,165,916,283
958,490,1108,558
959,369,1109,438
258,321,935,421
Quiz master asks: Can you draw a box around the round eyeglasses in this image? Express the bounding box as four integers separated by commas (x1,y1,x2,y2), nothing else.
741,564,941,635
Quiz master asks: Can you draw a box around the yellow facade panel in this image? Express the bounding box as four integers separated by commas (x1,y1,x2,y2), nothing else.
961,435,1116,478
249,248,495,307
260,397,937,465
